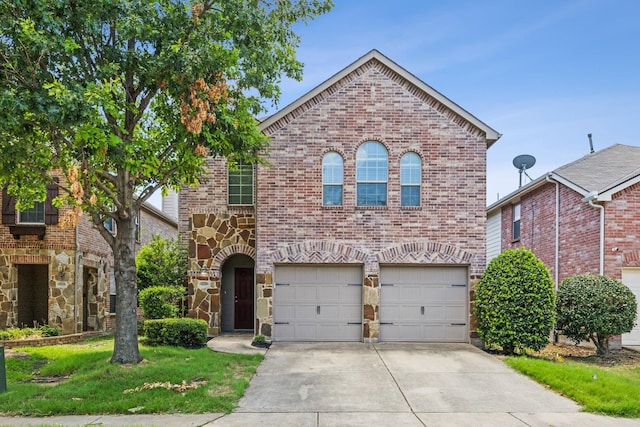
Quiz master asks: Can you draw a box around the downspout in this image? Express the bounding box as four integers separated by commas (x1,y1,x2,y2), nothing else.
546,174,560,344
545,174,559,289
587,198,605,275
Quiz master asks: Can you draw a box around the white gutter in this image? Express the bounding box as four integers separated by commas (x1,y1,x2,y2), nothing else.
583,191,604,275
545,175,559,289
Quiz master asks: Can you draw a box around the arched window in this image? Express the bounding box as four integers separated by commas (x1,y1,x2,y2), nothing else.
322,152,343,206
356,141,388,206
400,152,421,206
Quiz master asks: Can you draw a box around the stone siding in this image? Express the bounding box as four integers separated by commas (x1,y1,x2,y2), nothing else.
1,173,177,333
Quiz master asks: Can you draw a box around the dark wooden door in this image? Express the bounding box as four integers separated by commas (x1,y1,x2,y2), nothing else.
234,268,254,329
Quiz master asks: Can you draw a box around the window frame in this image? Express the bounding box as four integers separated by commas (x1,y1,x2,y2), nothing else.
356,141,388,207
400,152,421,207
512,202,521,241
17,201,46,224
322,151,344,206
227,163,254,206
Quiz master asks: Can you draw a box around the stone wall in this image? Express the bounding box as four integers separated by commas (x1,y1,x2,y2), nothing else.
186,212,255,335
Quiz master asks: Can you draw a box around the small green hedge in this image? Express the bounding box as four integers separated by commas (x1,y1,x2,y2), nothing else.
139,285,186,320
0,325,61,340
143,318,208,348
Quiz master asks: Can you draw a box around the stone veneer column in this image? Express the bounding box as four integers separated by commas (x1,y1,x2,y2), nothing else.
363,274,380,342
0,251,16,328
188,276,221,335
255,272,272,337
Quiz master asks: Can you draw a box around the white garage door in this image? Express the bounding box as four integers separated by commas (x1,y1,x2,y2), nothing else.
380,266,468,342
273,265,362,341
622,268,640,346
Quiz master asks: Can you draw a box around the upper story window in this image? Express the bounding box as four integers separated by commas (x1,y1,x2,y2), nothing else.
228,163,254,205
356,141,388,206
400,152,421,207
2,179,59,226
18,201,45,224
322,152,343,206
512,202,521,241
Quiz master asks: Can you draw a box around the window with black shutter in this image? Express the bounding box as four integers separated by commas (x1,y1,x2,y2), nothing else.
2,177,60,239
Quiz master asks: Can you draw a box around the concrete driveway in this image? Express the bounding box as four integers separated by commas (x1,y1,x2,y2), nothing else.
214,342,639,427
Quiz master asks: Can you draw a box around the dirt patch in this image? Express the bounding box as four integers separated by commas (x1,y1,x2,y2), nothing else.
533,343,640,368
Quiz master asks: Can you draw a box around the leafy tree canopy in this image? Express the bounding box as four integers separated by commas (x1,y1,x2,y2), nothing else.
136,234,187,292
0,0,333,363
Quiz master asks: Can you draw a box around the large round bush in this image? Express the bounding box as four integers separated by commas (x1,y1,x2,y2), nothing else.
475,248,555,354
556,274,637,355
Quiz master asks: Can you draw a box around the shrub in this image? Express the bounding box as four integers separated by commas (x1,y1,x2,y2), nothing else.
143,318,208,348
39,324,60,337
139,286,186,320
136,235,187,292
556,274,637,355
475,248,555,354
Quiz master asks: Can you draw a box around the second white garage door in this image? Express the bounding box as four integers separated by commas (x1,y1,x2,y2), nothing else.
273,265,363,341
622,268,640,346
380,266,468,342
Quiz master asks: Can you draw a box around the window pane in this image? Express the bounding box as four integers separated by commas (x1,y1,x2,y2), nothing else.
228,163,254,205
400,153,421,185
357,183,387,206
356,142,388,182
357,142,388,205
401,186,420,207
513,220,521,240
18,201,45,223
323,185,343,206
323,152,343,185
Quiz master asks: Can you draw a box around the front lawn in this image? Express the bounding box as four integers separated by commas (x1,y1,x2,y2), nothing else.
505,347,640,418
1,336,262,416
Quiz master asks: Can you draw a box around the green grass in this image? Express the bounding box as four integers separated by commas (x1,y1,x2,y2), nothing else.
505,356,640,418
1,336,263,416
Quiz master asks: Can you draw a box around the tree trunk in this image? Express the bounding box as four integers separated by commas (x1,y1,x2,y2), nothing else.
110,212,142,364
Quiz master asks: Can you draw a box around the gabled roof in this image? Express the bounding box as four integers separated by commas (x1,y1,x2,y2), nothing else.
260,49,501,147
487,144,640,214
553,144,640,199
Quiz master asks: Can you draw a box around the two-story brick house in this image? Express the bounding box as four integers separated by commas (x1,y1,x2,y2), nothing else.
180,50,500,342
487,144,640,346
0,179,178,334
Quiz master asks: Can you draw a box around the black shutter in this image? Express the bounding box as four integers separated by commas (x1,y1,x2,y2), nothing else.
1,185,16,225
44,177,59,225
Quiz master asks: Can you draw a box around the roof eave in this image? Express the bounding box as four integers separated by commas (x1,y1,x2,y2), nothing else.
260,50,501,147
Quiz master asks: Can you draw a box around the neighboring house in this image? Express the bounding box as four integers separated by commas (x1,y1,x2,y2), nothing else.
486,144,640,346
0,177,178,334
180,50,500,343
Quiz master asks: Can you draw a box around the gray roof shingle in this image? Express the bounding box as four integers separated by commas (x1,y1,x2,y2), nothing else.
553,144,640,193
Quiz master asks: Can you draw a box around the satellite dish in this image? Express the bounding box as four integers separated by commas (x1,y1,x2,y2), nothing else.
512,154,536,187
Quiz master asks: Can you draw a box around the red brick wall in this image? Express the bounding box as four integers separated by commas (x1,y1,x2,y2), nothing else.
257,59,487,276
502,182,600,284
604,182,640,279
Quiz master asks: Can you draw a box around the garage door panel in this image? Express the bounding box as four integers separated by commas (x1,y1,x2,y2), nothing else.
380,266,468,342
274,266,363,342
622,268,640,346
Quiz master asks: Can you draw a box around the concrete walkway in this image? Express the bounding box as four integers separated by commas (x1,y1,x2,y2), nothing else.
1,337,638,426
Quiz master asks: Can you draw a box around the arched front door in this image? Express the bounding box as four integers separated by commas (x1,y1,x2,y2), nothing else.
221,254,254,332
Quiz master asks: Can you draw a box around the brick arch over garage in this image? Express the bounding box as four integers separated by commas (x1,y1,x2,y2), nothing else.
271,241,367,264
623,251,640,267
377,241,474,265
211,244,256,275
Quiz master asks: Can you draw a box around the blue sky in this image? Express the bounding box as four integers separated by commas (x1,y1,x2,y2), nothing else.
264,0,640,205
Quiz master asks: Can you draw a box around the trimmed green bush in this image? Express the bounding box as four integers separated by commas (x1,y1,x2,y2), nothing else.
143,318,208,348
139,286,186,320
475,248,555,354
557,274,637,355
136,235,187,292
